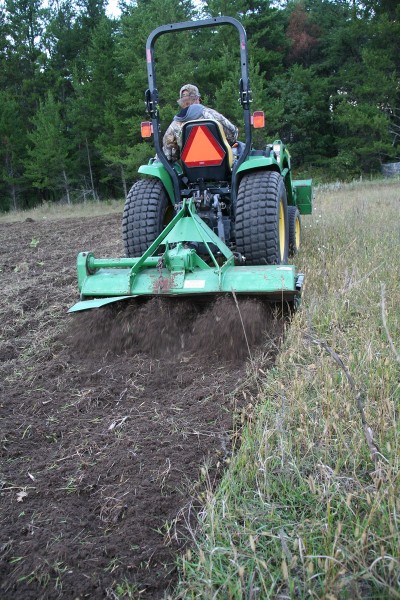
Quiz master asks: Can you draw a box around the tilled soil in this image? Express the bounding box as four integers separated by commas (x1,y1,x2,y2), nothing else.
0,212,283,599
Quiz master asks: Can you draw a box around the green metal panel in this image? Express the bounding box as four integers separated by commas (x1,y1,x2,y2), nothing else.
293,179,313,215
69,200,302,312
73,264,298,301
236,155,278,176
68,296,133,313
272,139,288,169
138,161,181,204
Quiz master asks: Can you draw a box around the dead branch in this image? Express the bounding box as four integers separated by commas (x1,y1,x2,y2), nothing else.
304,331,385,476
231,289,252,361
380,283,400,363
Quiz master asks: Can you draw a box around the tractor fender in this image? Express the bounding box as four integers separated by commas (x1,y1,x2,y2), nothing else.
235,156,298,206
235,156,281,196
236,155,280,177
138,162,181,205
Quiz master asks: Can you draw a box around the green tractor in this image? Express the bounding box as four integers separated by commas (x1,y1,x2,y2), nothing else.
69,16,312,313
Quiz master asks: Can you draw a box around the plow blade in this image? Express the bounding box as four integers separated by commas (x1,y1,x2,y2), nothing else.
69,200,303,313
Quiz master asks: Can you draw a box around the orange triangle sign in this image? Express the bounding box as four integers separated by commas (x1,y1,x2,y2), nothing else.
181,125,225,167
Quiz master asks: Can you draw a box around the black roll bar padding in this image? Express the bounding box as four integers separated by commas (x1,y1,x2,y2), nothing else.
145,17,252,206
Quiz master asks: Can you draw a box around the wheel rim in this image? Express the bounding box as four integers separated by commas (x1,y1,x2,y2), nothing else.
279,199,285,261
295,216,301,249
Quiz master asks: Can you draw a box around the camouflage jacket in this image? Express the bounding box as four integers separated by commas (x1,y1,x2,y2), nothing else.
162,103,238,161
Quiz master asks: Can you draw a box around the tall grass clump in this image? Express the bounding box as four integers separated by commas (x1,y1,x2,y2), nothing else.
177,180,400,599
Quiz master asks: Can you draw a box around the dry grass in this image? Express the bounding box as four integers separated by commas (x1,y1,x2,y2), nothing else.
176,179,400,599
0,199,125,223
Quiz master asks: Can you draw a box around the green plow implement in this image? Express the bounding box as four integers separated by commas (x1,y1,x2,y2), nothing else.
69,200,303,313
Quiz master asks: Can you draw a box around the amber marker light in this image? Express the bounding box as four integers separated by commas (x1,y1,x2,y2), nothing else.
141,121,153,138
252,111,265,128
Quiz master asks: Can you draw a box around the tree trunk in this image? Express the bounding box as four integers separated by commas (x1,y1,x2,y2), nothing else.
120,164,127,198
6,154,18,211
86,137,98,201
63,169,71,205
11,183,17,211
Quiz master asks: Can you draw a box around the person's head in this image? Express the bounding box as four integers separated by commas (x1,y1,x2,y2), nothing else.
177,84,200,108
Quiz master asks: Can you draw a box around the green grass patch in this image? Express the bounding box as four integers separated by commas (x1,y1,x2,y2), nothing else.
176,180,400,599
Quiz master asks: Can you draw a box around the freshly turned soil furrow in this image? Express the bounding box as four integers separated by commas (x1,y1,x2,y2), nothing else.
0,214,283,599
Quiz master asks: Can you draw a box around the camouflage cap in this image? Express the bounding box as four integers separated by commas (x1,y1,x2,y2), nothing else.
179,84,200,98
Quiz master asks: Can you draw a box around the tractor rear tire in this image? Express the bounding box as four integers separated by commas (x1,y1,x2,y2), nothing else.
122,178,171,258
236,171,289,265
288,206,301,257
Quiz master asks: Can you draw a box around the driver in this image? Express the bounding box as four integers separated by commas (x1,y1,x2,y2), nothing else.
162,84,238,162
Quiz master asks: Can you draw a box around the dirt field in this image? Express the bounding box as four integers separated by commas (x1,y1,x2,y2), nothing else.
0,212,283,599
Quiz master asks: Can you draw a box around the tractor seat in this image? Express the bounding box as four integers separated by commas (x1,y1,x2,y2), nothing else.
180,119,233,183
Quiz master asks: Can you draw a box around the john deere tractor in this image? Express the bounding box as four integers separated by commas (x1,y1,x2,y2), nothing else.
69,16,312,313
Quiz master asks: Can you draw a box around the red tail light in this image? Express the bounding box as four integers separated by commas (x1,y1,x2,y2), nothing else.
141,121,153,138
252,111,265,129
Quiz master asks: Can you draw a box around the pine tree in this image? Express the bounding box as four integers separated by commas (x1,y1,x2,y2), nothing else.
100,0,197,193
68,15,119,199
1,0,399,206
2,0,49,106
44,0,84,102
25,92,73,202
0,92,27,210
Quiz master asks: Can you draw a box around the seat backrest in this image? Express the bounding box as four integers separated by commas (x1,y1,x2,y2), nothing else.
180,119,233,182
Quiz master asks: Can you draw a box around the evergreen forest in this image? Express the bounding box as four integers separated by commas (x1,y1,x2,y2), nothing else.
1,0,399,211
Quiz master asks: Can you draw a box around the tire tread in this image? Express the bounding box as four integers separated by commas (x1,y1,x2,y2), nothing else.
122,179,168,257
236,171,288,265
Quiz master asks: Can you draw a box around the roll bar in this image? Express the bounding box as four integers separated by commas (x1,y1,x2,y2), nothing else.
144,17,252,202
